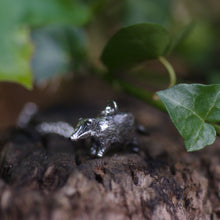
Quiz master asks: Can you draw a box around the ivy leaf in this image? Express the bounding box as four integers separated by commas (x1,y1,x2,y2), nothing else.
0,27,33,89
157,84,220,151
101,23,170,70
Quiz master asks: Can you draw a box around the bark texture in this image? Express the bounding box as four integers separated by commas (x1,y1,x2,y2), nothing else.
0,100,220,220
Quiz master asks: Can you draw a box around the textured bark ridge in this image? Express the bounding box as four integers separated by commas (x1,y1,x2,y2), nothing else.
0,104,220,220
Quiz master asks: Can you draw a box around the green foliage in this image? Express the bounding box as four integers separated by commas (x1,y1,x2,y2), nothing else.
0,0,91,28
166,23,195,55
0,0,91,89
175,22,215,65
157,84,220,151
32,26,87,83
23,0,91,27
101,23,170,70
100,21,220,151
99,19,220,152
0,27,33,89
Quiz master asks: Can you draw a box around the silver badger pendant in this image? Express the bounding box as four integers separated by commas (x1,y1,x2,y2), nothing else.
19,101,137,157
70,101,137,157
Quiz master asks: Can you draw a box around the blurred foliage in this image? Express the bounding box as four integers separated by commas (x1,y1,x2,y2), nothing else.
31,26,87,83
0,27,32,89
0,0,220,89
0,0,92,88
175,21,216,71
122,0,172,27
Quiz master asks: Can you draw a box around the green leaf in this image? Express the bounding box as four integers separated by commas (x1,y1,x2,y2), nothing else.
157,84,220,151
0,27,33,89
101,23,170,70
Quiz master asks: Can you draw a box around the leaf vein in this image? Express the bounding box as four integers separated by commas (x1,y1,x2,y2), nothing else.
163,95,204,122
162,94,205,148
204,90,220,120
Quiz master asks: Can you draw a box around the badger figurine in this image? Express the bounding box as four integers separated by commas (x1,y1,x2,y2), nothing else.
70,101,137,157
26,101,137,157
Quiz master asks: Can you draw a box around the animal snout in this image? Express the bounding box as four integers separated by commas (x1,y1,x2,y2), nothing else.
70,133,78,141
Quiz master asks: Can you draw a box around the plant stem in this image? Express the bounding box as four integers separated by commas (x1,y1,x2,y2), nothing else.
103,73,167,112
158,56,176,87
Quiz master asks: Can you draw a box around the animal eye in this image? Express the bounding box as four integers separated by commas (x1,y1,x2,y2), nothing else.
86,120,92,126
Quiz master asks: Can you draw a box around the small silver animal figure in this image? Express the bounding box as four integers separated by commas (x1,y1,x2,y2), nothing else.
70,101,137,157
18,101,137,157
